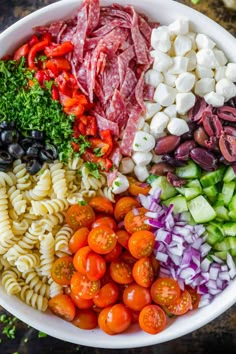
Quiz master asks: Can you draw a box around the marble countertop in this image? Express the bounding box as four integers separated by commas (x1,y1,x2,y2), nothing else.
0,1,236,353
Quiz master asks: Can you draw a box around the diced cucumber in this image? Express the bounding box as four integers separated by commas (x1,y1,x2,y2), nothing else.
215,236,236,251
222,222,236,236
214,203,230,221
163,195,188,214
206,222,224,245
223,166,236,183
176,186,201,201
176,160,201,179
187,179,202,189
207,195,218,205
229,210,236,220
203,185,218,197
214,251,228,260
229,195,236,212
200,166,226,188
180,211,196,225
146,174,158,185
188,195,216,223
222,182,235,205
151,176,177,200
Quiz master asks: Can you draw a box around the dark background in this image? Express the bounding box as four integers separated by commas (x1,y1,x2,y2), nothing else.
0,1,236,353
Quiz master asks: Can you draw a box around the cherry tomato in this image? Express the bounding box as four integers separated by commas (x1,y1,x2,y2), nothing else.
128,177,151,196
110,260,133,284
151,278,181,306
114,197,140,221
51,256,76,285
139,305,166,335
106,303,131,334
69,227,89,254
70,272,100,299
123,283,152,311
93,282,119,308
120,251,137,266
98,306,115,335
70,292,93,309
89,196,114,215
132,257,154,288
92,215,117,230
128,230,155,259
104,243,122,262
73,246,91,274
86,252,106,281
88,226,117,254
166,289,192,315
151,255,160,276
130,310,140,323
186,286,201,309
124,207,151,234
66,204,95,230
116,230,130,249
48,294,76,322
72,309,98,330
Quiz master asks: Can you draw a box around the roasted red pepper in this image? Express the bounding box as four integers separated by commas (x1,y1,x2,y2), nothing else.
45,58,71,76
55,71,78,96
28,34,39,48
28,40,49,68
41,32,52,44
13,43,29,61
51,85,59,100
34,69,50,87
44,41,74,57
89,130,113,158
64,104,85,117
82,150,113,171
74,115,97,137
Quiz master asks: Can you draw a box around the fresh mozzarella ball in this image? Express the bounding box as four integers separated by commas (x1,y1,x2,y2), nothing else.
215,66,226,82
196,49,219,68
194,78,215,97
132,131,156,152
151,27,171,53
111,173,129,194
167,117,189,136
168,18,189,35
145,69,163,87
176,92,196,115
137,117,145,130
119,157,135,174
185,50,197,71
152,51,173,72
163,73,177,87
195,33,216,50
174,35,192,56
175,72,196,92
168,56,189,74
132,151,153,166
213,49,228,66
154,83,176,106
216,78,236,101
150,112,169,137
163,104,177,118
142,123,150,134
225,63,236,82
195,65,214,79
204,92,225,107
144,102,162,120
134,165,149,182
186,32,197,50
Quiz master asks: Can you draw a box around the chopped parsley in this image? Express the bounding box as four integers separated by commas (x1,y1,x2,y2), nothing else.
143,136,147,140
114,181,121,187
93,147,103,157
0,314,17,340
146,174,158,185
73,135,91,155
38,331,47,338
85,161,100,179
78,200,87,206
134,143,139,147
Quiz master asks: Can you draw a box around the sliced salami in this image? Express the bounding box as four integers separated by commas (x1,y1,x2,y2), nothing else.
106,89,127,129
143,83,155,101
120,106,143,156
92,18,130,38
135,72,145,111
87,0,100,34
101,56,120,102
91,111,120,137
72,3,88,63
117,44,135,85
120,68,137,98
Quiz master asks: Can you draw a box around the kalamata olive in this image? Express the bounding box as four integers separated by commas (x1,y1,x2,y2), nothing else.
0,150,13,165
167,172,187,187
30,130,45,141
20,137,34,151
26,159,42,175
190,148,218,171
202,112,223,137
193,127,208,147
7,143,25,159
154,135,181,155
162,154,186,167
0,163,12,172
218,155,231,165
26,146,40,159
0,121,16,130
180,121,197,141
1,130,20,145
219,134,236,162
39,144,58,163
175,140,196,161
150,162,175,176
205,136,219,152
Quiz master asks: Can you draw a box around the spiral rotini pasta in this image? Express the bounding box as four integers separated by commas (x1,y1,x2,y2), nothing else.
12,220,29,236
55,224,73,257
81,165,106,190
24,169,51,201
21,270,49,298
38,233,55,277
50,161,68,199
30,198,69,216
1,269,21,295
8,185,27,215
20,285,48,312
98,186,116,202
15,253,41,273
48,277,64,298
13,160,32,190
0,172,16,187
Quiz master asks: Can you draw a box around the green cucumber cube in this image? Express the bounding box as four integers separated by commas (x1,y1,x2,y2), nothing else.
188,195,216,223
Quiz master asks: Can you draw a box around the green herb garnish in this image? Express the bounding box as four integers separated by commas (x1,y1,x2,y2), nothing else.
85,161,100,179
0,314,17,339
38,331,47,338
93,147,103,157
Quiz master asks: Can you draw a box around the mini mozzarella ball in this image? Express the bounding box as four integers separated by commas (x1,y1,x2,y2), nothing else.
145,69,163,88
132,151,153,166
168,18,189,35
134,165,149,182
174,35,192,56
213,49,228,66
196,49,219,68
144,102,162,120
175,72,195,92
150,112,169,137
195,65,214,79
152,50,173,72
119,157,135,174
151,27,171,53
111,173,129,194
164,104,177,118
185,50,197,71
186,32,197,50
225,63,236,82
204,91,225,107
137,117,145,130
194,78,215,97
154,83,176,106
195,33,216,50
163,73,177,87
168,56,189,74
216,78,236,101
215,66,226,82
142,123,150,134
167,117,189,136
176,92,196,115
132,131,155,153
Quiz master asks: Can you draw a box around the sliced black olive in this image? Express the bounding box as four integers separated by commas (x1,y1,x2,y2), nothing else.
8,143,25,159
32,142,45,150
20,137,34,151
1,130,20,145
0,121,16,130
30,130,45,141
0,150,13,165
26,146,39,159
0,163,12,172
26,159,42,175
39,144,58,163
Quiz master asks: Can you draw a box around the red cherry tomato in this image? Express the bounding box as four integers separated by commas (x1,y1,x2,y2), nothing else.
70,272,100,300
93,282,119,308
106,303,131,334
73,246,91,274
48,294,76,322
132,257,154,288
124,207,151,234
165,289,192,315
70,292,93,309
89,196,114,215
66,204,95,230
69,227,89,254
88,226,117,254
114,197,140,221
151,278,181,306
139,305,166,335
72,309,98,330
51,256,76,285
92,215,117,230
110,260,133,284
85,252,106,281
128,230,155,259
123,283,152,311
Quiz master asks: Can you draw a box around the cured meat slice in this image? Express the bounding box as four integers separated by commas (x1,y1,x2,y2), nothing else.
120,106,143,156
72,3,88,63
135,72,145,111
34,21,64,37
92,18,130,37
87,0,100,34
91,111,119,137
138,15,153,44
120,68,137,98
117,45,135,85
101,56,120,103
143,84,155,101
107,89,127,130
84,37,101,51
100,6,132,23
110,145,122,168
107,169,118,187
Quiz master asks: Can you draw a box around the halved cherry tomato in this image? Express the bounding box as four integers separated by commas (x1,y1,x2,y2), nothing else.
86,252,106,281
114,197,140,221
139,305,166,335
51,256,76,285
116,230,130,249
72,309,98,330
89,196,113,215
120,251,137,266
128,230,155,259
48,294,76,322
186,286,201,309
104,243,122,262
70,292,93,309
92,215,117,230
128,177,151,197
98,306,115,335
123,283,152,311
151,255,160,276
165,289,192,315
70,272,100,300
110,260,133,284
73,246,91,274
69,227,89,254
124,207,151,234
132,257,154,288
93,282,119,308
106,303,131,334
88,226,117,254
66,204,95,230
150,278,181,306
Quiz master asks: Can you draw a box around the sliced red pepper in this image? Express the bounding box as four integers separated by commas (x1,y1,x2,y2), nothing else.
82,150,113,171
34,69,50,87
45,58,71,76
74,115,97,137
28,34,39,48
99,130,113,157
13,43,29,61
64,104,85,117
55,71,78,96
41,32,52,44
28,40,49,69
44,41,74,57
89,135,112,158
51,85,59,100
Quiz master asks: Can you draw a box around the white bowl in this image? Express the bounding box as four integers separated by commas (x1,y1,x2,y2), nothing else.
0,0,236,349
